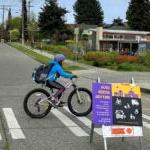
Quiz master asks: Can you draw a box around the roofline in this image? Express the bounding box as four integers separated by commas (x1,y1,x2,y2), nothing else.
87,28,150,35
103,29,150,35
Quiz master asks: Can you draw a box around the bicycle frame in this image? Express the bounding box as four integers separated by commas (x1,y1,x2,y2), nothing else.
38,78,83,106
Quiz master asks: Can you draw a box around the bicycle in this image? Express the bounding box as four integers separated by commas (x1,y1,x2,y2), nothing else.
23,77,92,118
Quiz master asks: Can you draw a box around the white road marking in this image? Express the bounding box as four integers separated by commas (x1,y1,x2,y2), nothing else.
51,109,88,137
3,108,26,139
142,108,150,111
63,107,102,136
142,114,150,129
142,114,150,121
0,133,2,140
143,121,150,129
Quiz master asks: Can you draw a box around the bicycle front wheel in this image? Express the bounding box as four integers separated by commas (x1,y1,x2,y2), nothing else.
23,88,52,118
68,88,92,116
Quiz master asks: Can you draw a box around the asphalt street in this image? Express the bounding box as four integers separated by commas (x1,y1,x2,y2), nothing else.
0,43,150,150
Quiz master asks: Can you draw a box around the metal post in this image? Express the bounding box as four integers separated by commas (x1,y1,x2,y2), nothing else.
122,137,124,142
104,137,108,150
139,137,144,150
97,77,101,83
90,76,101,143
131,77,135,86
90,123,94,143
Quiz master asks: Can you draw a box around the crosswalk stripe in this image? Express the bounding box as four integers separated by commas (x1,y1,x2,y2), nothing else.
143,121,150,129
142,114,150,121
63,107,102,136
0,133,2,140
51,109,89,137
3,108,26,139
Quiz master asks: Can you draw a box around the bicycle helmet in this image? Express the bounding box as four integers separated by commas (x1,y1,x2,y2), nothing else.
54,54,65,62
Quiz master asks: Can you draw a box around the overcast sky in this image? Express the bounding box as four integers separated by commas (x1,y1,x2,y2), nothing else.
0,0,130,24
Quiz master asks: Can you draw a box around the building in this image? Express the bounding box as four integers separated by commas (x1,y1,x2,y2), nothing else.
78,27,150,53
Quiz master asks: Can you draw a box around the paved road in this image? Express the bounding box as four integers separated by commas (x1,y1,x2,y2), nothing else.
0,43,150,150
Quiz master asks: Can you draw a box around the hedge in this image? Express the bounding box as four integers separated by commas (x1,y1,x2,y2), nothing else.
84,51,117,66
115,55,139,64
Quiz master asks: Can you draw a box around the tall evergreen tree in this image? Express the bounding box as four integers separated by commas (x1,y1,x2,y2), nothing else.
22,0,28,41
73,0,104,25
6,8,12,31
113,17,124,26
126,0,150,31
38,0,67,41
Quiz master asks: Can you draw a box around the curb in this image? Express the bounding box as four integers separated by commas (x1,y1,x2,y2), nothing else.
141,88,150,94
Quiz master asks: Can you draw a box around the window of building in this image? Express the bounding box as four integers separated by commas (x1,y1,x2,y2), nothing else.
114,34,124,39
103,34,113,39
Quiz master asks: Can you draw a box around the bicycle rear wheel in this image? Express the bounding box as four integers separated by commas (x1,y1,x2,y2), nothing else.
23,88,52,118
68,88,92,116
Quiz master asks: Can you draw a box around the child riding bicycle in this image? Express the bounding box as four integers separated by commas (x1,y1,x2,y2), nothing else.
46,54,77,106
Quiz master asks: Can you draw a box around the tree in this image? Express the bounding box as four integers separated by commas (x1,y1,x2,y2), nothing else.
10,29,20,41
73,0,103,25
113,17,124,26
11,17,22,30
6,8,12,31
28,13,39,43
38,0,67,42
9,17,22,40
126,0,150,31
22,0,28,41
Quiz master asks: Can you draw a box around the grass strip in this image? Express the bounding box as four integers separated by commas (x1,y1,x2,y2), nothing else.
9,43,84,71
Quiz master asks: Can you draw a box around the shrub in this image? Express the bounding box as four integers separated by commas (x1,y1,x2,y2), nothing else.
115,55,139,64
84,51,117,66
117,63,150,71
117,63,135,71
10,29,20,41
34,43,74,58
138,49,150,66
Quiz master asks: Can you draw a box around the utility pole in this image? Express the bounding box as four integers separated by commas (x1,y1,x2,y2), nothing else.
0,5,11,40
2,6,4,31
27,0,34,23
28,0,31,22
22,0,25,44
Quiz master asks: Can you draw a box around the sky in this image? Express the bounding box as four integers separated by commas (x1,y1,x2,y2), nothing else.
0,0,130,24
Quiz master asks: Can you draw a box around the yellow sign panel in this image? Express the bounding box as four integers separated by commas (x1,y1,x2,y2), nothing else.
112,83,141,98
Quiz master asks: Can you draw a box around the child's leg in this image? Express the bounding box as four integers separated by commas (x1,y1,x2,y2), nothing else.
47,81,65,99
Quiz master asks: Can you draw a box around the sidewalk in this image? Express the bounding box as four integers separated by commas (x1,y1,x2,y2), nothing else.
22,44,150,94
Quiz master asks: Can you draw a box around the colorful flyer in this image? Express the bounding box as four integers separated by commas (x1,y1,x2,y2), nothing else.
92,83,142,126
92,83,113,125
112,83,142,126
